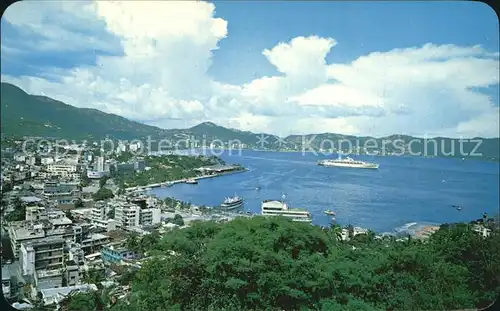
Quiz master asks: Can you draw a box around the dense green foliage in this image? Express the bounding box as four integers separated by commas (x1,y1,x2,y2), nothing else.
99,177,109,189
113,155,221,187
114,151,134,163
92,188,114,201
64,217,499,311
164,214,185,226
67,292,97,311
4,197,25,222
164,197,192,211
74,198,84,208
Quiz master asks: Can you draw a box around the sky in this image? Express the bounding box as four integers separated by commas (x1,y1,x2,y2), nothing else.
1,1,499,138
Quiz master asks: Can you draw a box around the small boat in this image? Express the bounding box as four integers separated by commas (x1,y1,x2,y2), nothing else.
185,179,198,184
452,205,462,211
324,210,336,216
220,195,244,210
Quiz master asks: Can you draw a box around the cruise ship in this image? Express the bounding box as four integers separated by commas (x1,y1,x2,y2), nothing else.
220,195,244,210
261,196,312,222
318,153,379,169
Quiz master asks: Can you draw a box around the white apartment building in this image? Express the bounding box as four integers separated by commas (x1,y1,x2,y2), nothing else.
9,224,45,258
129,142,142,152
116,143,127,153
14,154,26,162
90,204,117,231
25,206,48,222
46,163,80,179
41,157,55,165
115,204,161,229
115,205,141,228
95,156,105,172
91,204,108,222
20,237,65,276
140,208,162,227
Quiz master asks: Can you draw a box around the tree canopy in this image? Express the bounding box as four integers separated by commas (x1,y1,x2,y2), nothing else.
92,187,114,201
62,216,500,311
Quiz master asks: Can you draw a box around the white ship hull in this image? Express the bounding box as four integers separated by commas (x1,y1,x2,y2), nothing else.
318,161,379,169
221,201,244,210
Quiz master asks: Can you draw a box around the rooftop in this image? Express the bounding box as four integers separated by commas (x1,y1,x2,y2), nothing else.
37,269,62,278
40,284,98,301
20,196,43,203
28,236,65,247
49,217,73,226
82,233,109,243
12,226,45,240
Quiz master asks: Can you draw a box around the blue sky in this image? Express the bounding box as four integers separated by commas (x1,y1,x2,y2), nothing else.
1,1,499,137
210,1,498,83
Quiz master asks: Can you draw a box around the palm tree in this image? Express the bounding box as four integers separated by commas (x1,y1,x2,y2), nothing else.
330,224,343,242
125,233,140,253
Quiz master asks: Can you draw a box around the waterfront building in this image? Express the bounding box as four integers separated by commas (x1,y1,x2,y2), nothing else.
261,200,312,222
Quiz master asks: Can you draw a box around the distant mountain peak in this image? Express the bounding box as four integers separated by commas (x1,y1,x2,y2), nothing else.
195,121,217,127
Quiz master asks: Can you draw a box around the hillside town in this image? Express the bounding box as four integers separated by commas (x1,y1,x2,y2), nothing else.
0,137,251,309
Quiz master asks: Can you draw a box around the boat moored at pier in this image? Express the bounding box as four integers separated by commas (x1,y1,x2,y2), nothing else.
220,195,244,210
261,195,312,222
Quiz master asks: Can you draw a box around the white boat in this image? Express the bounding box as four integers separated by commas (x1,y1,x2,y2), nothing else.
261,195,312,222
185,179,198,184
318,153,379,169
323,210,336,216
220,195,244,210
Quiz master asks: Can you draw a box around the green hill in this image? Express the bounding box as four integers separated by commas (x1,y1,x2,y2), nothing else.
0,82,165,140
1,81,498,160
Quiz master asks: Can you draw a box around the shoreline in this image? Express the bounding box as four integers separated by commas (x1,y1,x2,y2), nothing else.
125,168,248,192
163,148,499,163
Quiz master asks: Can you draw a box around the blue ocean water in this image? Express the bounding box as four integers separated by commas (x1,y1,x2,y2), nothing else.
152,150,500,234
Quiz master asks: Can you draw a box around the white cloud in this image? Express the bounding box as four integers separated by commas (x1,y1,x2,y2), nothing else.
2,1,119,53
1,1,499,138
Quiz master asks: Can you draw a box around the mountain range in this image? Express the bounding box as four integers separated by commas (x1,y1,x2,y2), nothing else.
1,82,498,160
